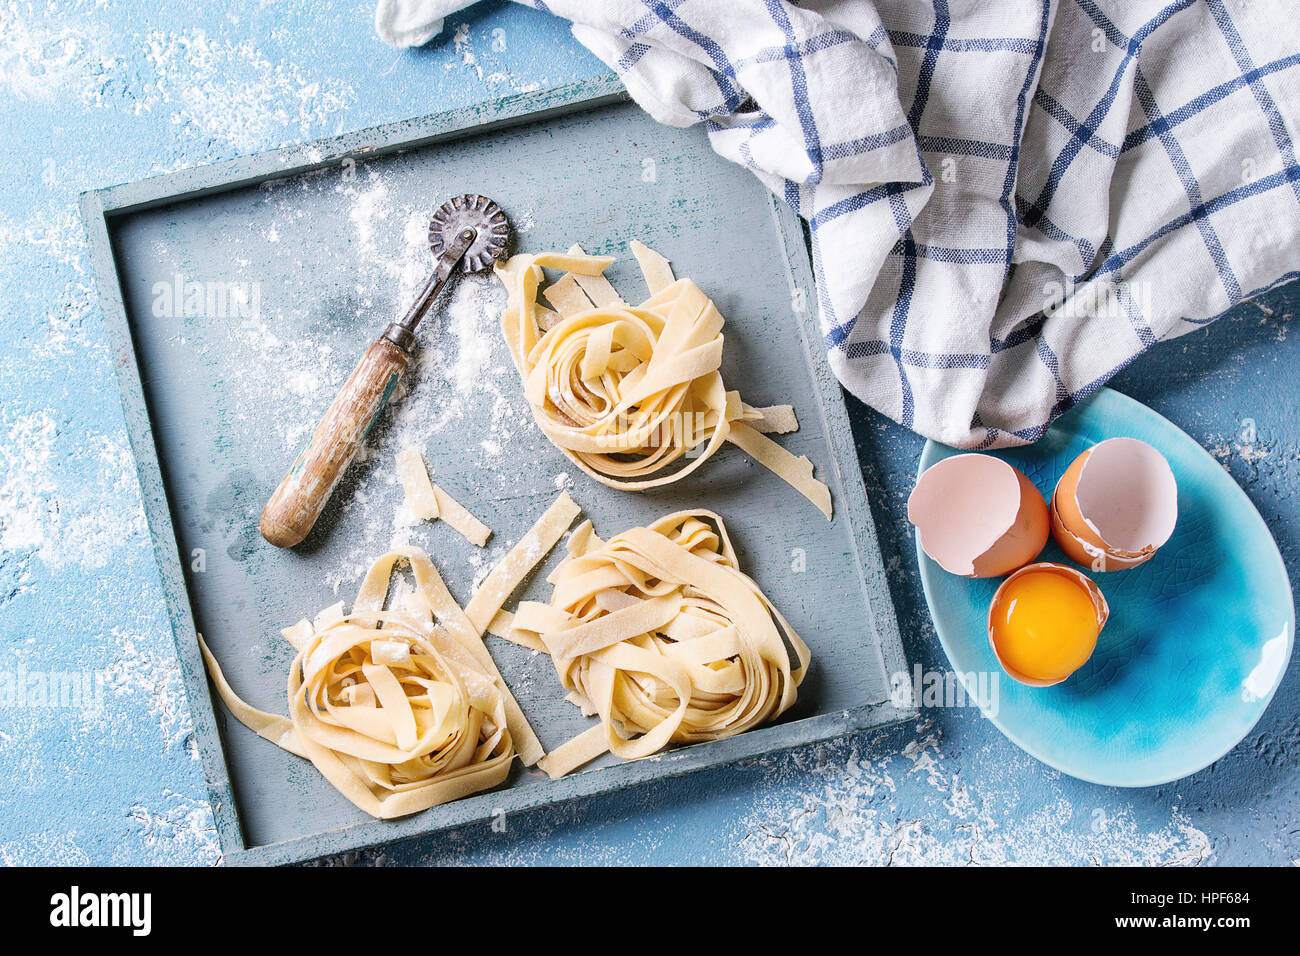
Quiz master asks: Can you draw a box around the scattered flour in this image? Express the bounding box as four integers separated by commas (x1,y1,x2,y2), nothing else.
102,626,194,755
0,9,113,105
443,22,542,93
0,206,88,273
452,23,482,82
0,832,92,867
126,790,220,864
0,410,148,571
141,28,356,154
733,729,1215,866
348,178,391,257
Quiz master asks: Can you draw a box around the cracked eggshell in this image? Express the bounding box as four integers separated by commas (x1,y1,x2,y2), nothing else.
908,454,1049,578
1051,437,1178,571
986,562,1110,687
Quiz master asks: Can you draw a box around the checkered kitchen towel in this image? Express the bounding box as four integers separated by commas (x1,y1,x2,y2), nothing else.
377,0,1300,447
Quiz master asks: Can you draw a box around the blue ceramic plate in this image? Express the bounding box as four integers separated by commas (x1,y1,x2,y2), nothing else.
918,388,1294,787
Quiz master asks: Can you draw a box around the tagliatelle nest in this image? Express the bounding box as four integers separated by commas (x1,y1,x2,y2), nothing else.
201,551,513,818
495,241,832,518
500,510,811,779
200,493,582,819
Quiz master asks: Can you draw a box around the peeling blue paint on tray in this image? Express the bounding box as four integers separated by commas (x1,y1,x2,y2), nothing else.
0,0,1295,866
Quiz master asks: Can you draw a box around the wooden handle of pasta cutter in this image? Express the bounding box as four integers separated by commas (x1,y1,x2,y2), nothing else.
260,337,409,548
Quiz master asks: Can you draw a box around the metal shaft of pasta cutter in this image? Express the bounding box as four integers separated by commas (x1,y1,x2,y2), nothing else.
259,193,512,548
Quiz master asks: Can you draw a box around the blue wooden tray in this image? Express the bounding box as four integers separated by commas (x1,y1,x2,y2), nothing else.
80,75,911,865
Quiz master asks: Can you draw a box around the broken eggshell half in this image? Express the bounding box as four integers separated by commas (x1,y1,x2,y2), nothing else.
1050,437,1178,571
908,454,1050,578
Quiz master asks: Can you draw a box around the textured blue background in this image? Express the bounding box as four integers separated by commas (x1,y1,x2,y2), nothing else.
0,0,1294,865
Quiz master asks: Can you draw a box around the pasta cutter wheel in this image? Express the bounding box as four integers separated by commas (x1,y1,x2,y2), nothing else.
259,194,512,549
429,193,511,273
383,193,512,350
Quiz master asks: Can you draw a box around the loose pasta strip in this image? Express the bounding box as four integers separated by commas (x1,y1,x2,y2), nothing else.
542,273,593,317
505,510,811,780
629,239,675,295
494,242,832,518
396,448,492,547
727,422,832,519
745,403,799,434
199,492,583,817
567,243,624,307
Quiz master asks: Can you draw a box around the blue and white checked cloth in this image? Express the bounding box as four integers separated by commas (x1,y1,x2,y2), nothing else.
378,0,1300,447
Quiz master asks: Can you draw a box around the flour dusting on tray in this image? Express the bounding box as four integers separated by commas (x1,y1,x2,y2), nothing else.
206,163,539,594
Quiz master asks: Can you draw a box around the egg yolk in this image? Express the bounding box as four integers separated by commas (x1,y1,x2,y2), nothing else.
990,570,1099,683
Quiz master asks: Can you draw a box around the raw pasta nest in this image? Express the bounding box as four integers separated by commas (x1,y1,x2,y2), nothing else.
507,511,811,778
511,272,733,487
201,550,513,819
496,243,832,517
200,492,582,819
289,594,513,814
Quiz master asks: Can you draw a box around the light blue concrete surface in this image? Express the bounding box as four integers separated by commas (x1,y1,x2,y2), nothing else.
0,0,1295,866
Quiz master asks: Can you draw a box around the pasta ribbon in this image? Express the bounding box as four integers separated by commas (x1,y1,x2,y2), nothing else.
395,447,492,546
495,243,832,518
504,511,811,779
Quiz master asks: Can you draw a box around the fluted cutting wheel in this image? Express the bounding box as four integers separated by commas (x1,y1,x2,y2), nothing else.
428,194,511,273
